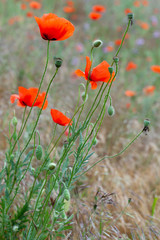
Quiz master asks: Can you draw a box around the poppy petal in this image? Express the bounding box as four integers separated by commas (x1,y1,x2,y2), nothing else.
10,94,20,104
90,81,97,89
91,61,111,82
75,69,86,78
85,56,92,78
50,109,72,126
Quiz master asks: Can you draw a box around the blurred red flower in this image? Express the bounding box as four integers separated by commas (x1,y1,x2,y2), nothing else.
125,90,136,97
92,5,106,13
133,0,140,7
21,3,27,10
10,87,48,110
143,85,155,95
151,65,160,73
30,1,42,9
35,13,75,41
124,8,132,15
50,109,72,126
63,6,75,13
26,11,33,17
126,61,137,71
75,56,115,90
115,39,122,46
141,0,149,6
89,12,102,20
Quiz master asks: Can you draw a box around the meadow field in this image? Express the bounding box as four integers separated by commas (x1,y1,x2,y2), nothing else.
0,0,160,239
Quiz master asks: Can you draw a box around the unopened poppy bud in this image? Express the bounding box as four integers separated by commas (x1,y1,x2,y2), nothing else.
81,92,88,102
113,57,119,63
13,225,19,232
108,67,114,74
36,145,43,160
48,162,56,170
92,39,103,48
64,188,70,201
107,105,115,116
64,199,70,212
54,57,63,68
12,116,18,127
92,137,98,146
127,13,134,21
144,119,150,127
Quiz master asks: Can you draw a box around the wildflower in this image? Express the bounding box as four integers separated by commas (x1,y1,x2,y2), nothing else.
21,3,27,10
89,12,102,20
75,56,115,90
26,12,33,18
35,13,75,41
138,21,149,30
125,90,136,97
153,31,160,38
151,65,160,73
67,0,74,6
29,1,42,9
124,8,132,15
133,0,140,7
115,39,122,46
143,85,155,95
141,0,149,6
135,38,145,46
126,102,131,109
63,6,75,13
92,5,106,13
126,61,137,71
10,87,48,110
50,109,72,126
103,45,114,53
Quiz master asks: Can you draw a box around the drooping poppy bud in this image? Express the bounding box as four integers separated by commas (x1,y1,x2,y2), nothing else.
36,145,43,160
54,57,63,68
92,39,103,48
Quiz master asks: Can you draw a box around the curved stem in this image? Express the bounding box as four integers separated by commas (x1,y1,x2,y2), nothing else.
77,130,143,178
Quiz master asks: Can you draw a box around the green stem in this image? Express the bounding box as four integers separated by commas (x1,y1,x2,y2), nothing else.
77,130,143,178
10,40,50,154
8,68,58,202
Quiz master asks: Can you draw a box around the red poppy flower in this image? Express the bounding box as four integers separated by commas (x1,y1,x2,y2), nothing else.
151,65,160,73
138,21,149,30
143,85,155,95
124,8,132,15
75,56,115,90
89,12,102,20
26,11,33,18
10,87,48,110
126,61,137,71
63,6,75,13
125,90,136,97
50,109,72,126
67,0,74,6
115,39,122,46
34,13,75,41
29,1,42,9
133,0,140,7
21,3,27,10
92,5,106,13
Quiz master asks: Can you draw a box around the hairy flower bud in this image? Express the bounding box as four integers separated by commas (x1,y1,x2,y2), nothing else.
107,105,115,117
127,13,134,21
12,116,18,127
64,188,70,201
54,57,63,68
36,145,43,160
113,56,119,63
92,39,103,48
48,162,56,170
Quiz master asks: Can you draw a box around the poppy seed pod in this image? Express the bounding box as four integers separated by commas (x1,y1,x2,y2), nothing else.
54,57,63,68
144,119,150,127
64,188,70,201
36,145,43,160
108,66,114,74
12,116,18,127
107,105,115,116
127,13,134,21
113,57,119,63
92,39,103,48
48,162,56,170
